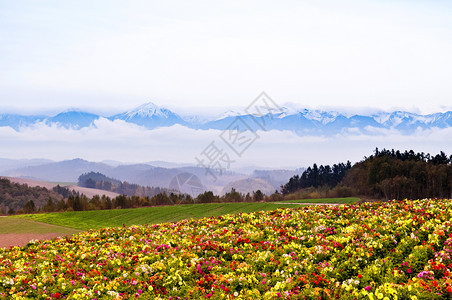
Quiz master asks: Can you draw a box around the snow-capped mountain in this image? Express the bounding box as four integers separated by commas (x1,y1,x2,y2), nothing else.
300,109,340,125
371,111,452,131
181,115,211,126
216,110,243,120
109,102,186,129
46,110,100,129
1,102,451,135
0,114,45,130
431,111,452,128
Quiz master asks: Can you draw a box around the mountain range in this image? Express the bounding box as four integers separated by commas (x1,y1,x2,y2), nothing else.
0,158,298,196
1,102,451,135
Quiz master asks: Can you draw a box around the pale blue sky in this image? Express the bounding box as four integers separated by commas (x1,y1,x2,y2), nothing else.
1,0,452,114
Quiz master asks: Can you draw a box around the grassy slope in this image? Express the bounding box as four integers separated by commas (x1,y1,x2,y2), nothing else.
0,217,81,235
17,202,307,231
16,198,358,231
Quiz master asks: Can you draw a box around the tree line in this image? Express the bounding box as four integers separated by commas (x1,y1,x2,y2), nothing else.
283,148,452,200
281,161,351,195
0,178,68,214
1,176,280,215
342,148,452,199
48,188,279,212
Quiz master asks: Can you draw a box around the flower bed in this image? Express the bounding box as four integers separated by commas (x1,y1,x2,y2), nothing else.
1,199,452,299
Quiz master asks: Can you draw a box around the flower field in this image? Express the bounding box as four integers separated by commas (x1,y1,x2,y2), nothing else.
1,199,452,299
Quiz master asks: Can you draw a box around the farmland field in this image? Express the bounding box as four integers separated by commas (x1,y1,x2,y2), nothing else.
1,198,452,299
0,217,79,235
16,201,314,231
0,217,81,248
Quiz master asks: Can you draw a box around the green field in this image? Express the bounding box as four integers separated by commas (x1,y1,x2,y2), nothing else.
13,198,357,231
280,197,359,204
0,217,80,235
16,202,303,231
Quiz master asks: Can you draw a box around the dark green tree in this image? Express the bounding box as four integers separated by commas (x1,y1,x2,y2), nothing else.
253,190,264,202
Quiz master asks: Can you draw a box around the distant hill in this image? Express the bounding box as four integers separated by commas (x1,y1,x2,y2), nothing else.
2,176,120,199
0,158,54,174
3,158,113,182
250,169,300,190
221,178,276,195
0,158,297,195
0,159,249,195
78,172,169,197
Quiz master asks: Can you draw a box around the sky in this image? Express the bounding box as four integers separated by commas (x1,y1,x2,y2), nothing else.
0,1,451,169
1,0,452,115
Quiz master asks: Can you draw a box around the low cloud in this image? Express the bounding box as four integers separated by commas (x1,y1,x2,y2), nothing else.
0,120,451,169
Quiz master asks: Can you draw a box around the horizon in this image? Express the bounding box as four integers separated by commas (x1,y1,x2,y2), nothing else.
1,100,452,117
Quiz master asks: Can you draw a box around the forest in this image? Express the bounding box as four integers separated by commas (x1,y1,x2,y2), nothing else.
282,148,452,199
281,161,352,195
341,149,452,199
0,178,65,214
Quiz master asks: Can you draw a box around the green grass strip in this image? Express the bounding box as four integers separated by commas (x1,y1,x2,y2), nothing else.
16,198,356,231
16,202,306,231
0,217,81,235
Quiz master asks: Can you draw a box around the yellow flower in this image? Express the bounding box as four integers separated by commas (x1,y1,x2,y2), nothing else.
377,293,384,299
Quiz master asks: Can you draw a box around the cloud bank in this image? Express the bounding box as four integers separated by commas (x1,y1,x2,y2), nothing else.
0,118,450,169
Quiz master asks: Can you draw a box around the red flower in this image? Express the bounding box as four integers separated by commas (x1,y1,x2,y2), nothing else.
358,274,362,279
54,293,61,299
